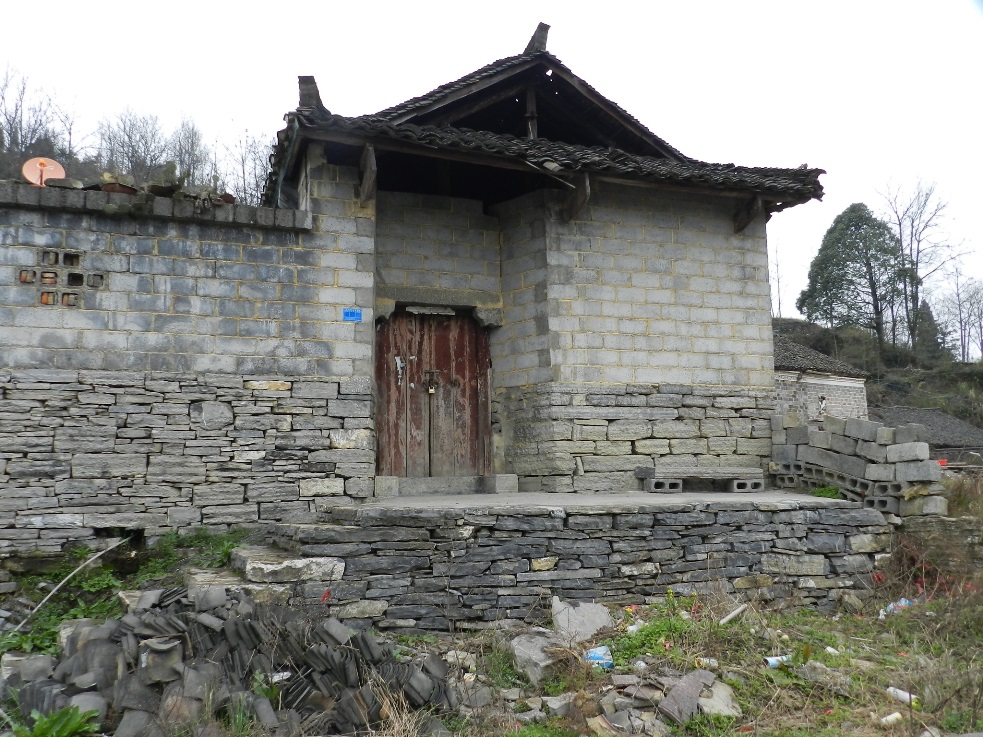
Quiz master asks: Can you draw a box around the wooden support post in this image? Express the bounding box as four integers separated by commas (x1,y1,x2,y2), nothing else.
563,173,591,222
733,194,762,233
525,86,538,139
359,144,377,205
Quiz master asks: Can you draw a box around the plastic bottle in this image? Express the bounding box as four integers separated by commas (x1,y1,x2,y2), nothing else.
886,687,921,709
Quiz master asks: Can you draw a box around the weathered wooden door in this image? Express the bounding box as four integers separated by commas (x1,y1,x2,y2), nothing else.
376,310,491,477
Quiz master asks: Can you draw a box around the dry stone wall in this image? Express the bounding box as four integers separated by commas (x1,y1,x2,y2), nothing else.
250,496,892,630
0,370,373,556
501,383,774,492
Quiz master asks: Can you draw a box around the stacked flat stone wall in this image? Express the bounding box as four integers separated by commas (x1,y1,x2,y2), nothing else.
775,371,868,422
0,370,374,556
771,415,946,517
251,496,891,630
501,383,774,492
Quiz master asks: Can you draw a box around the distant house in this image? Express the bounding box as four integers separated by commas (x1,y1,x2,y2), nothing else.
774,336,869,420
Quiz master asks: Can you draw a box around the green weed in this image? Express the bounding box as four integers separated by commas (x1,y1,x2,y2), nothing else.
810,486,841,499
12,707,99,737
509,722,580,737
480,643,529,690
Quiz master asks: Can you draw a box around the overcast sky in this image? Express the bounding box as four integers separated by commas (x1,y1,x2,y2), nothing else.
4,1,981,318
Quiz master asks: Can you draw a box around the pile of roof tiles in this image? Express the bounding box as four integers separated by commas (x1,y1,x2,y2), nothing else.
0,586,455,736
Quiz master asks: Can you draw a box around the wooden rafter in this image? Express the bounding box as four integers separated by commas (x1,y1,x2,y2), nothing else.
525,85,538,139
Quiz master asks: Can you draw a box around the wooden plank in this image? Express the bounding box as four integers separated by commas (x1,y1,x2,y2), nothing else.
429,80,528,126
563,172,591,222
387,60,542,124
475,323,492,475
733,195,763,234
358,145,377,205
405,315,429,478
525,85,538,139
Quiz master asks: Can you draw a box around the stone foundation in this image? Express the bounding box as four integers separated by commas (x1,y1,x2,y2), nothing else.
238,492,892,631
499,382,774,492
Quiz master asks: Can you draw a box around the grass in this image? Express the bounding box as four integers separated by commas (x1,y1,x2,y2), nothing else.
0,529,250,656
809,486,842,499
943,473,983,517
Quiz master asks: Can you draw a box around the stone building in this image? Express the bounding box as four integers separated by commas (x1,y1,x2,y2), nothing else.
774,336,869,421
0,26,824,554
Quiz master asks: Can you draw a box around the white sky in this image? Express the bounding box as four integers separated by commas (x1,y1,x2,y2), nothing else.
4,0,982,319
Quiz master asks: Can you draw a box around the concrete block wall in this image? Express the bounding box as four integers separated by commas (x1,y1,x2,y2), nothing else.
491,184,777,484
375,192,501,302
771,414,946,517
775,371,868,421
0,370,374,556
546,183,773,387
0,180,374,377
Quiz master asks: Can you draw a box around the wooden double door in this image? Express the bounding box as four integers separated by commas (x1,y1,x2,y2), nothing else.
375,310,492,477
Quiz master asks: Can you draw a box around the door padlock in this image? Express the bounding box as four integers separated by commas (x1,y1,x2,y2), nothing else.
425,370,439,394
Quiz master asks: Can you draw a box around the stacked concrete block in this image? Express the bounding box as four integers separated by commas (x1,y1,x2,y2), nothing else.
770,413,945,517
252,495,892,628
0,370,375,555
501,382,773,492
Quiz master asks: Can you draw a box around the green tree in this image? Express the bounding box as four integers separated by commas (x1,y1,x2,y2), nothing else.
796,203,901,353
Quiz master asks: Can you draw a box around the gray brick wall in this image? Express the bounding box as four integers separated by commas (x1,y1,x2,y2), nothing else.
1,165,371,378
775,372,869,422
545,183,773,387
375,192,501,298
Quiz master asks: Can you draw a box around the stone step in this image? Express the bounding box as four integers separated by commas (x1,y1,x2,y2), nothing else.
375,473,518,497
183,567,293,605
229,545,345,584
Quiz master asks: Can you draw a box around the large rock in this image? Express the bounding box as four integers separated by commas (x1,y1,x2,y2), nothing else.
698,681,742,718
551,597,613,643
231,546,344,583
658,669,716,726
510,630,566,686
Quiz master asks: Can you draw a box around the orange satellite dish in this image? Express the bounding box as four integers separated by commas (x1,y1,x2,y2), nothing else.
22,157,66,187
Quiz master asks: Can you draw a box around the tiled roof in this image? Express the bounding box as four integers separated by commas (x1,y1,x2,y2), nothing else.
869,407,983,449
265,47,825,207
774,336,869,378
289,111,825,200
370,50,690,161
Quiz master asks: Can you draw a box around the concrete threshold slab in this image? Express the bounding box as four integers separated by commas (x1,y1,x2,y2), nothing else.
354,490,858,513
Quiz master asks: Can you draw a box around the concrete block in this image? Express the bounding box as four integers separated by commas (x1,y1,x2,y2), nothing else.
875,427,895,445
863,496,900,515
899,495,947,517
808,430,831,449
728,479,764,492
845,418,882,441
824,416,846,435
786,426,811,445
856,440,887,463
886,442,929,463
781,413,801,429
895,460,941,483
864,464,895,481
829,433,857,455
894,423,928,444
643,478,683,493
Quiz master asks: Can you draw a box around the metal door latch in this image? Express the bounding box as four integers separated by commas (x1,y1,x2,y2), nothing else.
424,370,440,394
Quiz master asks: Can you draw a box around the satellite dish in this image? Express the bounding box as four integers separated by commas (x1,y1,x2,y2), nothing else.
22,157,67,187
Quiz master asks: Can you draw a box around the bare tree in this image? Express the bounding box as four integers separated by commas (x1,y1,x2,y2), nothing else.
97,109,170,182
223,131,272,205
936,265,978,362
168,118,218,186
881,182,955,358
0,66,60,178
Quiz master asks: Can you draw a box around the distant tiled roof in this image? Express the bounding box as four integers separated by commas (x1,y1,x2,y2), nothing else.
869,407,983,449
774,336,869,378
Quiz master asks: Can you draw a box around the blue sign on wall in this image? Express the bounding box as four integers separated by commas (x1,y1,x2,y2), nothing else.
342,307,363,322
